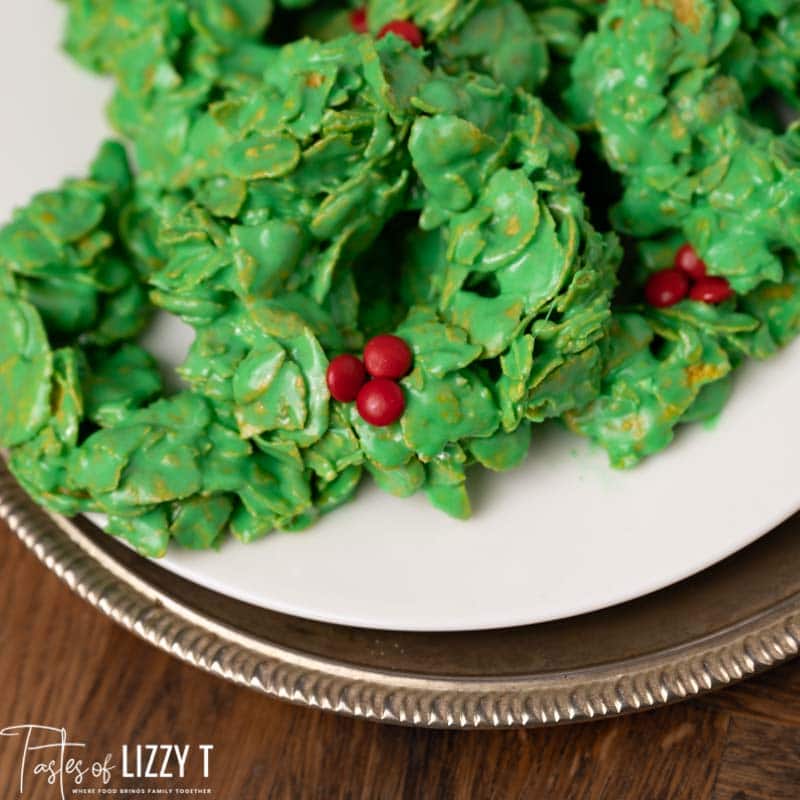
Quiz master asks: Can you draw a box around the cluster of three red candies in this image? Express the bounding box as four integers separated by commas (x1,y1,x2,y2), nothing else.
348,7,424,48
326,335,413,427
646,244,734,308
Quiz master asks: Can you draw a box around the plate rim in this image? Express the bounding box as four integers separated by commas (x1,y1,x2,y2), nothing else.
3,462,799,729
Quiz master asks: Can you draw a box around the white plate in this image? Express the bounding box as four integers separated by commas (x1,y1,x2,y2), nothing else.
4,1,800,631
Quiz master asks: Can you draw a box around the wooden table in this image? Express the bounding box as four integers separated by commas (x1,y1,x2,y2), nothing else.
2,524,798,800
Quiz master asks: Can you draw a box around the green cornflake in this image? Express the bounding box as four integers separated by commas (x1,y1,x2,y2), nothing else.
223,133,302,180
526,345,603,422
467,421,532,472
468,421,532,472
27,191,105,244
400,367,500,459
230,503,276,544
107,509,172,559
316,464,363,513
84,344,164,427
0,295,54,447
681,374,734,424
424,446,471,520
437,0,549,92
170,495,234,550
740,257,800,353
233,340,308,435
395,307,482,377
239,451,313,526
366,457,426,497
348,404,414,468
304,406,363,481
8,348,87,515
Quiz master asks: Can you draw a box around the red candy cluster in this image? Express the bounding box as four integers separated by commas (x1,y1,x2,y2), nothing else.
348,7,368,34
377,19,424,47
348,7,424,48
645,244,733,308
326,334,413,427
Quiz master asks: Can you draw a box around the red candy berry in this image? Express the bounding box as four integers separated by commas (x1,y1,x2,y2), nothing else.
645,268,689,308
349,7,368,34
674,243,708,281
377,19,424,48
326,354,367,403
690,276,733,304
364,334,413,379
357,379,405,427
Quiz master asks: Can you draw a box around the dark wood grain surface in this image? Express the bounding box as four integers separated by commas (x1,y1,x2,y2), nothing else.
2,523,798,800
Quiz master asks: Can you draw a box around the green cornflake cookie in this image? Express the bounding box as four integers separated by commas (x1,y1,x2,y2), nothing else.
559,0,800,466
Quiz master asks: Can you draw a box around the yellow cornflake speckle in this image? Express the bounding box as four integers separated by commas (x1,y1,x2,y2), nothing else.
672,0,701,31
758,285,795,301
686,362,726,386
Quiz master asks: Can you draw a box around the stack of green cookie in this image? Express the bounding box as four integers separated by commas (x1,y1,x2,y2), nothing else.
0,0,798,555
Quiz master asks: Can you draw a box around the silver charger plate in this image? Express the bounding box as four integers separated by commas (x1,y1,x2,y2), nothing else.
3,461,800,729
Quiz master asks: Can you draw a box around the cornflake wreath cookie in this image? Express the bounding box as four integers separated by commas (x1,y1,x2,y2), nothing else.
0,0,618,555
564,0,800,466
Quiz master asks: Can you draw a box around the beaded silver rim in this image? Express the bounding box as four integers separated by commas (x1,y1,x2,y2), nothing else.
2,463,797,728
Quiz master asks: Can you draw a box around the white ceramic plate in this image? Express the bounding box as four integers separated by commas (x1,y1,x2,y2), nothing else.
4,1,800,632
